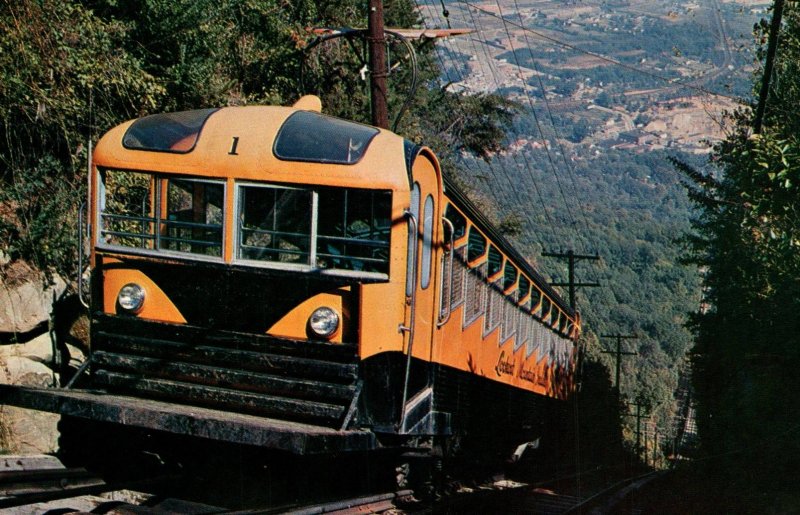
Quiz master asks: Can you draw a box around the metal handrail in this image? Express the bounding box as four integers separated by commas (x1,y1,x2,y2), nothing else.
437,217,455,327
398,209,418,431
77,202,89,309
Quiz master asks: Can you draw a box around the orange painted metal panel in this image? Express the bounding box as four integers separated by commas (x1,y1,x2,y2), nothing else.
101,262,187,324
267,288,352,343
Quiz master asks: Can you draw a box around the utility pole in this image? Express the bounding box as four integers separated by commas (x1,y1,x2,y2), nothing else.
653,430,659,469
542,250,600,310
367,0,389,128
753,0,786,134
601,334,637,397
625,402,649,461
543,251,599,391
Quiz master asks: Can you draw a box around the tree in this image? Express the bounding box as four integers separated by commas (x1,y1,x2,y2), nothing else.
678,3,800,489
0,0,163,273
1,0,518,276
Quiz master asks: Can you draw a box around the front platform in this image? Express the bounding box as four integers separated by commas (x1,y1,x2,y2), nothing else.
0,385,378,455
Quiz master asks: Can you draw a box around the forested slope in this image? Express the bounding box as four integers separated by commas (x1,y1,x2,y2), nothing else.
680,3,800,496
460,144,701,442
1,0,706,461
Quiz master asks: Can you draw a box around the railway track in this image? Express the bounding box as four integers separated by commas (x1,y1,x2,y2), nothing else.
394,469,664,514
0,454,661,514
0,454,211,514
258,468,664,514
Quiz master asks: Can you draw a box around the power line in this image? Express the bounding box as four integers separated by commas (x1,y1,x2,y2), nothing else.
419,1,543,242
456,3,561,253
421,0,559,250
492,0,582,253
453,0,566,250
459,0,739,101
510,0,597,256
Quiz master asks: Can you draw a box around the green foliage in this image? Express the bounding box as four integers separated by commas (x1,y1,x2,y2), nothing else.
462,146,700,444
1,0,517,278
0,0,163,273
82,0,319,108
679,3,800,487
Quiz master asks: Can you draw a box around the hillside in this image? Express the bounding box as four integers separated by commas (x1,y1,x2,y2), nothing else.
418,0,767,443
0,0,769,464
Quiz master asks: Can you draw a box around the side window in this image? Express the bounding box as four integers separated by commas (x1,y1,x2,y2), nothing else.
530,288,542,315
444,203,467,242
421,194,434,289
503,261,518,292
467,226,486,263
406,183,420,296
566,320,575,338
541,295,552,321
551,308,561,329
487,245,503,278
518,275,531,302
238,185,311,263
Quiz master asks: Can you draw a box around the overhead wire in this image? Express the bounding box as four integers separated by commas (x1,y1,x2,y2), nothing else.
504,0,605,288
417,2,522,214
421,1,677,309
509,0,597,257
422,0,602,270
418,0,557,251
459,0,740,101
445,2,617,319
451,0,564,252
441,1,730,442
454,0,560,251
491,0,582,254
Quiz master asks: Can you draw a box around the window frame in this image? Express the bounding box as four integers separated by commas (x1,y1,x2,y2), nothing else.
517,275,531,306
466,226,487,265
95,169,392,280
487,245,503,280
444,203,468,244
234,182,315,271
503,260,518,293
96,168,227,264
233,181,391,279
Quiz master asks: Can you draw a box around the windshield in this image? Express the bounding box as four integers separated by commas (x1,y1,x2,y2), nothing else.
237,184,391,274
98,169,391,275
99,170,224,258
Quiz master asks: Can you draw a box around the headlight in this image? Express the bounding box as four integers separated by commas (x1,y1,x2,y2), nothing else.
118,283,145,313
308,307,340,339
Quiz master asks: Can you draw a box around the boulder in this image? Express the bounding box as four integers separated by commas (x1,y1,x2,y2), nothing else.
0,332,62,454
0,262,67,335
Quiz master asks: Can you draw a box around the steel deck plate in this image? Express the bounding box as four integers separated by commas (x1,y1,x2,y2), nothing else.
0,385,377,455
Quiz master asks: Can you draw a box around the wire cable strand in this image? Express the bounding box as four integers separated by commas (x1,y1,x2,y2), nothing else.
460,0,739,101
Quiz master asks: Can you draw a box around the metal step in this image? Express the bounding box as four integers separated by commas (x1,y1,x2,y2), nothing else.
90,314,361,428
93,371,348,424
92,352,357,403
94,334,359,383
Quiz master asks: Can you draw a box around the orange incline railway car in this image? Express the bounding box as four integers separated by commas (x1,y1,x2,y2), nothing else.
1,96,580,462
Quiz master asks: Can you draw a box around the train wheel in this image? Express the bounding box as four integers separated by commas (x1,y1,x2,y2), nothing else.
394,438,449,501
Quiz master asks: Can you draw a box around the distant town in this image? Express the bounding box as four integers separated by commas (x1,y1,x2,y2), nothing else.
422,0,770,154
